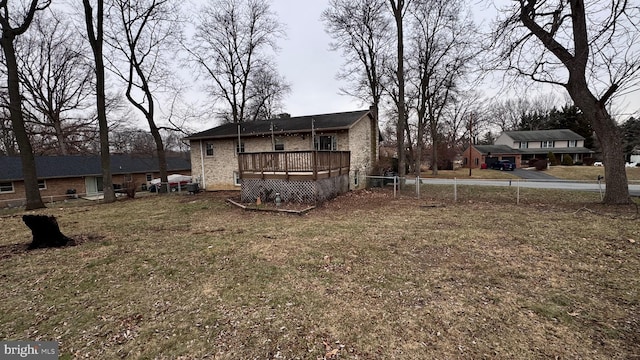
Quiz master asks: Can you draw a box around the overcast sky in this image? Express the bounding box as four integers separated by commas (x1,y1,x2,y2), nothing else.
269,0,360,117
187,0,637,128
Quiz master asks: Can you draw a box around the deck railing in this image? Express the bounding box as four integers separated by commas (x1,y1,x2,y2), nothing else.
238,151,350,180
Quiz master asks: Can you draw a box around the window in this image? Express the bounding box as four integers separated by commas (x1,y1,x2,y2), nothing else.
236,141,245,154
315,135,337,151
233,171,241,186
38,179,46,190
274,138,284,151
146,173,153,182
568,140,577,147
0,182,14,193
205,142,214,156
541,140,554,148
354,170,359,186
519,141,528,149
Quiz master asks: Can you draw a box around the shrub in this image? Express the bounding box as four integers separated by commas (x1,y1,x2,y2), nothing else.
547,151,559,166
561,154,574,166
125,181,137,199
583,157,596,166
529,159,547,171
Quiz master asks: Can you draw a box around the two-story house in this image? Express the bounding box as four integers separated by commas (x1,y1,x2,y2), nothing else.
464,129,594,168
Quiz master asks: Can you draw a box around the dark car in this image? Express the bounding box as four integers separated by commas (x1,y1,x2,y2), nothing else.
489,160,516,171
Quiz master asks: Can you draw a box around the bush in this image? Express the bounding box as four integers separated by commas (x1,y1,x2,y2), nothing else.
561,154,574,166
533,159,548,170
125,181,137,199
583,157,596,166
547,151,559,166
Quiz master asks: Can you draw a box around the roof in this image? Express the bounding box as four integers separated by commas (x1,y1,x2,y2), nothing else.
0,154,191,181
501,129,585,141
471,145,594,155
185,109,372,140
472,145,515,155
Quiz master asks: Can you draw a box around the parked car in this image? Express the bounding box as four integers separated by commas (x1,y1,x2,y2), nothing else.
489,160,516,171
593,161,603,166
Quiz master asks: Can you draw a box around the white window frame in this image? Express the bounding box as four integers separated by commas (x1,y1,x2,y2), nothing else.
235,141,245,154
314,134,337,151
233,171,241,186
0,181,15,193
519,141,528,149
541,140,554,148
38,179,47,190
568,140,577,147
274,137,284,151
205,142,214,157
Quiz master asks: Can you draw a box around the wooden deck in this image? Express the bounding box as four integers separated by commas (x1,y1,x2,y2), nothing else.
238,151,350,181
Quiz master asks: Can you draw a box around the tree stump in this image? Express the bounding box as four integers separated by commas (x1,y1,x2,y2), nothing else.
22,215,72,249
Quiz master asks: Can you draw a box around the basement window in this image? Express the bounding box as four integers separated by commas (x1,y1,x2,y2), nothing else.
0,182,14,193
38,179,47,190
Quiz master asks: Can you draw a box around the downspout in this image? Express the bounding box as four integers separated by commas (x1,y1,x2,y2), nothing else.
200,140,206,190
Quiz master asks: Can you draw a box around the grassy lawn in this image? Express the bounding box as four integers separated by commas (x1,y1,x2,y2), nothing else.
420,165,640,181
1,189,639,359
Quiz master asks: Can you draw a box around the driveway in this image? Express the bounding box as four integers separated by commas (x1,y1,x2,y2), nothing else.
512,168,558,180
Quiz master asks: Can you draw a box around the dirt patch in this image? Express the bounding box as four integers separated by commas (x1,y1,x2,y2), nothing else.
0,233,105,261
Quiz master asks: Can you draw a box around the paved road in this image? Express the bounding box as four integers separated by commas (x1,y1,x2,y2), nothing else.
511,168,558,180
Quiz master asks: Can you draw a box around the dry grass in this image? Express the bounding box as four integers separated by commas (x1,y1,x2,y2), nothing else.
1,189,639,359
418,168,517,179
545,165,640,181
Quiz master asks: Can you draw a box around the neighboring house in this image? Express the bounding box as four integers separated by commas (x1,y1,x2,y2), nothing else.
185,108,380,197
0,154,191,207
464,129,594,168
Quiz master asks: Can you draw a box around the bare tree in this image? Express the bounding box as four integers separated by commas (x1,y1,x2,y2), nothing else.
0,104,16,155
244,65,290,121
106,0,183,192
491,0,640,204
17,11,96,156
187,0,287,123
83,0,116,203
322,0,391,108
0,0,49,209
407,0,476,175
389,0,409,178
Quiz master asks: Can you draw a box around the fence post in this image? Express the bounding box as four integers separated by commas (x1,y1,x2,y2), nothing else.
517,180,520,205
416,176,420,199
393,176,397,198
454,177,457,202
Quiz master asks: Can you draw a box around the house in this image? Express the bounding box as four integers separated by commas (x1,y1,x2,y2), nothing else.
0,154,191,207
463,129,594,168
185,108,379,201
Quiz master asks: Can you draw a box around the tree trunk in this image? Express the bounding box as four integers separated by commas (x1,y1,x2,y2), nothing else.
1,35,45,210
23,215,72,249
592,108,630,204
570,89,630,204
84,0,115,203
391,0,406,179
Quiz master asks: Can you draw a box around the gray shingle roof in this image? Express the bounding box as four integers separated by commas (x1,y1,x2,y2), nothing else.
472,145,516,155
185,109,371,140
0,154,191,181
471,145,594,156
502,129,585,141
